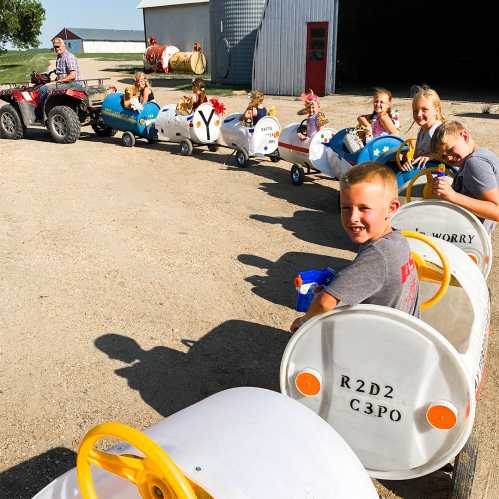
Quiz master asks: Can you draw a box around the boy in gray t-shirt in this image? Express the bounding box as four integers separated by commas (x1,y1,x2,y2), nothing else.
431,121,499,233
291,163,420,333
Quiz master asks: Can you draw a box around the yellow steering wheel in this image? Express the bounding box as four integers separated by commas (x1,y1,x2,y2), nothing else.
77,422,198,499
395,138,416,170
401,230,451,311
405,165,455,203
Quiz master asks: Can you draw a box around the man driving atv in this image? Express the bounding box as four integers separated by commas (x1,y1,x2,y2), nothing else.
38,38,81,115
52,37,81,82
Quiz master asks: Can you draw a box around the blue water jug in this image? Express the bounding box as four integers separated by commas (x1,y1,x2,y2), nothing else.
294,268,336,312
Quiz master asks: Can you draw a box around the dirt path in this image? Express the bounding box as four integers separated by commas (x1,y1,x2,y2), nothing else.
0,58,497,498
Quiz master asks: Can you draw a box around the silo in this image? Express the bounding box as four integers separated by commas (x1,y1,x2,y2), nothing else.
210,0,267,85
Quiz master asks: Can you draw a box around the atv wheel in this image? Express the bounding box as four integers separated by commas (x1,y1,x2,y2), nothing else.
91,120,116,137
47,106,81,144
0,104,24,140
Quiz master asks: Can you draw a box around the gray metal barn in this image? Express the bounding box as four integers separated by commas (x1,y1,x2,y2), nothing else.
138,0,210,54
253,0,339,96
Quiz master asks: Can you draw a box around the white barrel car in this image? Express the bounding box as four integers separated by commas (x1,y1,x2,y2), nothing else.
394,199,493,279
282,232,490,490
33,388,377,499
219,113,281,167
155,102,222,156
278,121,350,185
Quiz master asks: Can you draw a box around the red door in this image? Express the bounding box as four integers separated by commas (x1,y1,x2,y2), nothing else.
305,22,329,96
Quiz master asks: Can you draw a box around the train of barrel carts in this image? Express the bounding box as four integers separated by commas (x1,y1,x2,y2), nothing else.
0,71,493,498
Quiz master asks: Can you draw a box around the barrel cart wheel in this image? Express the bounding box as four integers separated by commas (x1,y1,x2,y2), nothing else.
235,148,249,168
449,429,479,499
208,144,220,152
291,164,305,186
179,139,193,156
269,150,280,163
122,131,136,147
91,118,116,138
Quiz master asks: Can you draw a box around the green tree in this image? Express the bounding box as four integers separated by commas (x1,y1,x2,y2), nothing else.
0,0,46,51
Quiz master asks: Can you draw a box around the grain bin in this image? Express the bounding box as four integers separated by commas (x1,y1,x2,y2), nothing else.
210,0,266,85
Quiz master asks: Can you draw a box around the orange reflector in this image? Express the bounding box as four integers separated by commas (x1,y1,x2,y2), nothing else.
215,120,221,127
195,121,202,128
467,253,478,264
294,275,303,289
295,369,321,396
139,118,145,125
426,402,457,430
274,131,280,138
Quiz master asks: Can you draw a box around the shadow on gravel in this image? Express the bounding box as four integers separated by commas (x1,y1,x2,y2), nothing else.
238,251,351,308
250,209,354,251
0,447,76,499
455,112,499,120
206,154,341,212
95,320,290,418
378,466,453,499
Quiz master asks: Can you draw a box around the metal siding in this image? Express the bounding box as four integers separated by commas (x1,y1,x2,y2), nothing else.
82,41,146,53
65,39,83,53
68,28,144,42
144,5,210,54
253,0,337,95
211,0,266,85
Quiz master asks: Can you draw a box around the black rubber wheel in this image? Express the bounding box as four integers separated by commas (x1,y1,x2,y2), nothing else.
208,144,219,152
179,139,193,156
235,149,249,168
269,150,280,163
449,431,479,499
91,120,116,137
122,131,136,147
0,104,24,140
291,164,305,185
47,106,80,144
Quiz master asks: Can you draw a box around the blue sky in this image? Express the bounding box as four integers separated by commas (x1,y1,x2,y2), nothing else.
39,0,144,48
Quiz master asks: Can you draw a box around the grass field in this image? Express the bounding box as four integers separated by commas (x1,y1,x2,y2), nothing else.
0,50,244,95
0,50,52,84
0,50,144,84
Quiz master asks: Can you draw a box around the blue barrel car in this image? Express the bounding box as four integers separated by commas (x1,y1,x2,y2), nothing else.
100,92,160,147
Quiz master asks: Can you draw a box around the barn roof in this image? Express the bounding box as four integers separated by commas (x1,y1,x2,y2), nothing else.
55,28,145,42
137,0,208,8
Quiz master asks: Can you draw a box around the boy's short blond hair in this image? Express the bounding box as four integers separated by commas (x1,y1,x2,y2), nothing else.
430,121,466,154
340,162,398,199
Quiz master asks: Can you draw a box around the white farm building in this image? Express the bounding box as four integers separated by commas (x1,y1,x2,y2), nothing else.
52,28,146,54
138,0,210,54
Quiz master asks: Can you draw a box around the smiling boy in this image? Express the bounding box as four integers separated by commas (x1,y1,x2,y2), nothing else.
430,121,499,233
290,162,420,333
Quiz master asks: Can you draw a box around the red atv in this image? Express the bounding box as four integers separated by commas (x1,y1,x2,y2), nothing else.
0,71,115,143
